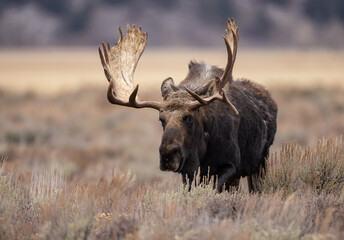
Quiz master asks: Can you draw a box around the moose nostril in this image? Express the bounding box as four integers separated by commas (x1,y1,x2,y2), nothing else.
160,144,180,156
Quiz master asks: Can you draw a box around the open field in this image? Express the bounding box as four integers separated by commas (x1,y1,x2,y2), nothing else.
1,48,344,94
0,49,344,239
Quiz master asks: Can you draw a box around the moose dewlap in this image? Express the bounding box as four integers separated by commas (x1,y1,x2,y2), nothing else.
98,19,278,192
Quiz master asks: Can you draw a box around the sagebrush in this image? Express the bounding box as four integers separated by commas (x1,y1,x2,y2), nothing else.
0,137,343,239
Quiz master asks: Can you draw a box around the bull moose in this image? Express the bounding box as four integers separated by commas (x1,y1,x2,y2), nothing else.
98,19,277,192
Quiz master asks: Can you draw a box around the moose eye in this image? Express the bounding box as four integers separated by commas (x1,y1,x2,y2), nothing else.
183,115,193,124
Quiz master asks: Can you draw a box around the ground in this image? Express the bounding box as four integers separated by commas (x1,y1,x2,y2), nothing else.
0,48,343,239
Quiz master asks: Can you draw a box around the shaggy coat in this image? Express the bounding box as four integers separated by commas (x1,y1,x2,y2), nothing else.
159,61,277,191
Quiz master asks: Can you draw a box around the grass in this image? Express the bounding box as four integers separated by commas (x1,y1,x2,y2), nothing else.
0,86,343,239
0,138,343,239
1,48,344,239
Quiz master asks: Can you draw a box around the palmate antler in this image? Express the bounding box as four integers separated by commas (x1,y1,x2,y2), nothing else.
184,19,239,115
98,25,162,110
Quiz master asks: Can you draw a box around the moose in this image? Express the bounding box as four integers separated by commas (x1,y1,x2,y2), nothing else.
98,19,277,192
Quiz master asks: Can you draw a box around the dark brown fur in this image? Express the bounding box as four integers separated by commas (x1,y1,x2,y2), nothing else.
159,62,277,192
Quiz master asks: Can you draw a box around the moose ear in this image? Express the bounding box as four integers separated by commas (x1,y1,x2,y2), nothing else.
161,77,178,99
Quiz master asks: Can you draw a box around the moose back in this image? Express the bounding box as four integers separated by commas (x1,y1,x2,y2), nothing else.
98,19,277,192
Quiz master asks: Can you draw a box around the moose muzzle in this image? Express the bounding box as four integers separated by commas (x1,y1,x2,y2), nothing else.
159,144,182,172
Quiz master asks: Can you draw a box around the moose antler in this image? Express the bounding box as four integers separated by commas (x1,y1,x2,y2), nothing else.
98,25,162,110
220,18,239,87
185,78,239,115
184,19,239,115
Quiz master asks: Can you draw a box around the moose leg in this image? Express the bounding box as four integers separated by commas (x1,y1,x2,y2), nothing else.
247,157,267,192
247,172,264,192
225,178,240,191
217,165,237,192
182,171,196,191
247,174,257,192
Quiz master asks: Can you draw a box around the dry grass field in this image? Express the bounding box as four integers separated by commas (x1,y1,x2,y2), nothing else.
0,48,344,239
1,48,344,94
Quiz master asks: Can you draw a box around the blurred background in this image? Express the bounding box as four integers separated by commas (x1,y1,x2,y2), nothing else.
1,0,344,47
0,0,343,182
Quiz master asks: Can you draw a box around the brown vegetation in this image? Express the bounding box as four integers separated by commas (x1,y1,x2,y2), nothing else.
1,44,344,239
0,82,344,238
0,138,343,239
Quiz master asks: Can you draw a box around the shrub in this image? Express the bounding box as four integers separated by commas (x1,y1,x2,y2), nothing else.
263,137,344,195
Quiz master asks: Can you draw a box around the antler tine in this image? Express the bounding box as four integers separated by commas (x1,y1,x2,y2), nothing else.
185,86,207,105
98,47,106,69
231,18,239,62
119,26,123,40
219,18,239,87
101,42,109,64
221,37,233,86
98,24,162,111
179,19,241,115
106,82,161,110
185,78,239,115
98,46,112,83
